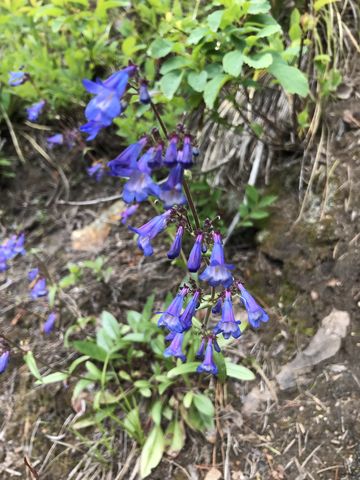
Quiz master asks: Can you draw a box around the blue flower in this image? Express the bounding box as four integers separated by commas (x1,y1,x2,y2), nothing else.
123,170,160,203
0,351,10,374
178,135,193,168
158,287,189,332
1,233,26,261
120,204,139,225
108,137,148,177
167,225,184,260
13,233,26,256
83,66,136,126
139,81,151,104
28,268,39,281
87,163,105,182
9,71,29,86
237,283,269,328
164,134,178,167
164,332,186,362
199,232,234,288
160,164,186,209
212,297,222,315
0,252,8,272
197,338,218,375
47,134,64,147
196,338,206,358
30,277,48,300
43,312,57,334
179,290,200,331
79,119,108,141
213,291,241,339
26,100,45,122
187,233,204,273
147,143,163,169
129,210,171,256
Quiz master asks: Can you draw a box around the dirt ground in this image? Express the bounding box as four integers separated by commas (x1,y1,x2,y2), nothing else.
0,89,359,480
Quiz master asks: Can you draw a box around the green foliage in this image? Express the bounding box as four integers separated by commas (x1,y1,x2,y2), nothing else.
238,185,277,227
25,295,255,477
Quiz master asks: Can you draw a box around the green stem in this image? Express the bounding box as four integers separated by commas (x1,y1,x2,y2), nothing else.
204,287,215,329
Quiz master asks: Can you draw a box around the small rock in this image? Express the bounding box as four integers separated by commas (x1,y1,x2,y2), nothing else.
276,309,350,390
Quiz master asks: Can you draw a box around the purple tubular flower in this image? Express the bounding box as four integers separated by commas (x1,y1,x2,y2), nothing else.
179,290,200,331
139,81,151,104
164,135,178,167
129,210,171,256
0,351,10,374
108,137,147,177
164,332,186,362
199,232,234,288
160,164,186,210
9,71,29,86
197,338,218,375
212,298,222,315
1,233,26,262
213,291,241,339
157,287,189,332
87,163,105,181
83,67,136,125
178,135,193,168
28,268,39,281
13,233,26,256
120,204,139,225
0,254,8,272
47,133,64,147
237,283,269,328
43,312,57,334
196,338,206,358
167,226,184,260
123,170,160,203
79,119,107,141
148,143,163,169
30,277,48,300
187,233,203,273
26,100,45,122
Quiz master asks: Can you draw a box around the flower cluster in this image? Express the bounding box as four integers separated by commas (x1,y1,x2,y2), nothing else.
0,233,26,272
78,65,269,376
8,71,46,122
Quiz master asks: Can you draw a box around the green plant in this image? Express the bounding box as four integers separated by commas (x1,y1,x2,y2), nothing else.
24,295,254,477
238,184,277,227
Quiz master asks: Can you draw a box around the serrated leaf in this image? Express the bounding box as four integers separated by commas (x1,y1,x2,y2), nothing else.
148,38,173,58
268,58,309,97
203,73,230,109
225,361,255,381
167,362,200,378
187,71,208,92
208,10,223,32
24,351,41,380
223,50,244,77
243,53,273,69
160,70,183,99
140,426,165,478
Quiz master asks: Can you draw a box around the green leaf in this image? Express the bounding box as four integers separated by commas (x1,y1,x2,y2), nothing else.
166,420,185,457
48,284,57,308
257,195,277,208
148,38,173,58
122,36,137,57
223,50,244,77
183,391,193,408
187,26,208,45
314,0,337,11
249,210,270,219
160,70,183,99
122,333,146,342
268,58,309,97
248,0,271,14
142,294,155,322
245,185,259,203
225,361,255,381
167,362,200,378
140,426,165,478
203,74,230,109
24,351,41,380
124,408,144,443
208,10,224,32
193,394,215,417
72,341,108,362
243,53,273,69
160,57,191,75
187,71,208,92
35,372,68,385
101,311,120,340
69,355,90,374
85,361,103,380
214,351,227,383
150,400,162,425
